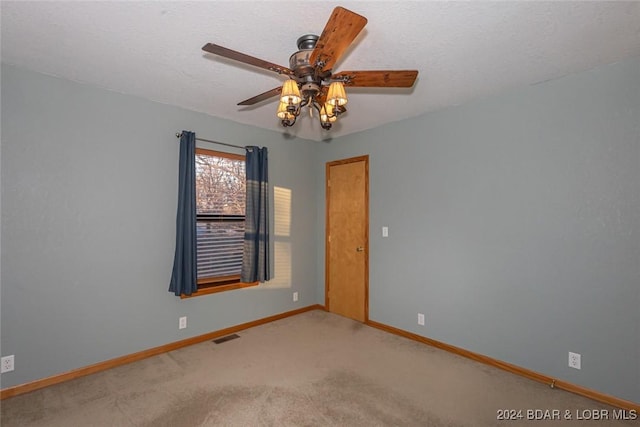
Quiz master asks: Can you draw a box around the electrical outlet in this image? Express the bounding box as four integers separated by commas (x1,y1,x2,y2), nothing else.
568,352,581,370
382,226,389,237
293,292,299,302
1,355,15,373
179,316,187,330
417,313,425,326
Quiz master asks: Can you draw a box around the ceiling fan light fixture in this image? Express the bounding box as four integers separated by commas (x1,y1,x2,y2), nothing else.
327,81,348,107
281,80,301,105
321,103,338,123
276,101,296,120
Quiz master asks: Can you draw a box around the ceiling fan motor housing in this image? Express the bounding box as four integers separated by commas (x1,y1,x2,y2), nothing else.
290,34,325,94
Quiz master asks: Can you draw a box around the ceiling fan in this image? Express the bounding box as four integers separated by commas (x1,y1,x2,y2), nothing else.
202,6,418,130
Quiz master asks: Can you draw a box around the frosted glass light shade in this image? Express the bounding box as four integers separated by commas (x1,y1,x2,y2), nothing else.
327,82,347,106
280,80,301,105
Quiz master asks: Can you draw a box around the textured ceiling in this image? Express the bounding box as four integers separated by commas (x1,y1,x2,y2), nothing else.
2,1,639,142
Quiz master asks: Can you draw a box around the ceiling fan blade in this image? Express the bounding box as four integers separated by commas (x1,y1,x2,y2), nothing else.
237,86,283,106
202,43,293,76
309,7,367,72
333,70,419,87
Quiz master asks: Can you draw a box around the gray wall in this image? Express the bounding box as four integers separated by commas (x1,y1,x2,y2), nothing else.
0,64,318,388
316,57,640,403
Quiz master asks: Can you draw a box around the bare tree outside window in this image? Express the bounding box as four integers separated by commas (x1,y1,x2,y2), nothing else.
196,153,245,215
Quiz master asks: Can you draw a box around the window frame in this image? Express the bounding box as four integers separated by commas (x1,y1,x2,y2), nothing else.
182,148,258,298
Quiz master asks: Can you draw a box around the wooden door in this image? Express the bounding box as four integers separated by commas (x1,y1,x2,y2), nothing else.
326,156,369,322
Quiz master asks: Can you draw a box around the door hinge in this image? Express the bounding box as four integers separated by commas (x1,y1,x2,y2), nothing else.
328,235,331,243
328,180,331,187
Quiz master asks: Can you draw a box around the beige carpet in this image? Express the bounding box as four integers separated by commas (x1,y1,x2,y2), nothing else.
0,310,635,426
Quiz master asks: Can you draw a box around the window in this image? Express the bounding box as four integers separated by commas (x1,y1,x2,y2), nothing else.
193,148,255,294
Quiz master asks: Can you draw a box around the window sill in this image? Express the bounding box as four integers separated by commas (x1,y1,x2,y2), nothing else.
180,281,259,299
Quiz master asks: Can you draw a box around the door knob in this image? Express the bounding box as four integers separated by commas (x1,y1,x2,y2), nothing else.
356,246,364,252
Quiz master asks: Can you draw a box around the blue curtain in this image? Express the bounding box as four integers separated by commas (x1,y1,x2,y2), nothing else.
169,131,197,296
241,146,271,283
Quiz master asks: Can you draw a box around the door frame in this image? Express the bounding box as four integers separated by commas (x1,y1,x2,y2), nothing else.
325,155,370,322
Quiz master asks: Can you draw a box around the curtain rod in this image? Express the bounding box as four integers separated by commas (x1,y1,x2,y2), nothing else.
175,132,248,150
